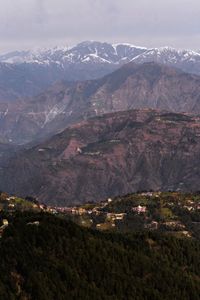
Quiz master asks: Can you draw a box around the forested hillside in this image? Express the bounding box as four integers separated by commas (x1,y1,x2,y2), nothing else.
0,213,199,300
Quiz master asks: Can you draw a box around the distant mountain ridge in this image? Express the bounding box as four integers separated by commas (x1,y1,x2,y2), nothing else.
1,62,200,144
131,46,200,75
1,41,200,103
0,42,147,102
1,41,200,73
0,41,147,65
1,41,200,68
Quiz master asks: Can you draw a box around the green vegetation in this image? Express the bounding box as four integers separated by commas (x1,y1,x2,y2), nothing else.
0,213,199,300
72,192,200,239
0,192,40,213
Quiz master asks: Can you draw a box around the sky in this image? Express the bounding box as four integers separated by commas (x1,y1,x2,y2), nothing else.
0,0,200,53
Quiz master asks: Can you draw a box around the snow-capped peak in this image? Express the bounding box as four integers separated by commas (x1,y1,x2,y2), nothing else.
0,41,147,65
131,46,200,65
1,41,200,70
112,43,147,50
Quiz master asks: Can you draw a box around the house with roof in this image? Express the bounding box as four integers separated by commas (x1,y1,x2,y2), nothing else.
132,205,147,214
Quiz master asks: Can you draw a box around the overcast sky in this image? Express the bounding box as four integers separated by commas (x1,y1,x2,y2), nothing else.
0,0,200,53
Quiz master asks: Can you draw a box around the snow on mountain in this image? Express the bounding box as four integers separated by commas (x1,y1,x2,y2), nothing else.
0,47,70,65
0,41,147,65
131,46,200,65
2,41,200,103
1,41,200,73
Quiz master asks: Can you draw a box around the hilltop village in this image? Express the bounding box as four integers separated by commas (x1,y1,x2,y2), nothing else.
0,191,200,239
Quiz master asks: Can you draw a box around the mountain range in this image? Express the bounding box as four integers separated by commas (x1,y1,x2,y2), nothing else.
0,41,146,102
0,41,147,65
1,62,200,144
1,41,200,73
1,41,200,103
2,43,200,204
1,108,200,205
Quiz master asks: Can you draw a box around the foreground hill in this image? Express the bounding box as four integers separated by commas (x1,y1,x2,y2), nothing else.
69,191,200,240
2,109,200,205
3,62,200,143
0,213,199,300
1,190,200,240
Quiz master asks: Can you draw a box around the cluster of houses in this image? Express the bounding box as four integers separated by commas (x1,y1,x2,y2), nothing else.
1,191,200,236
182,200,200,211
132,205,147,213
42,197,149,230
0,219,9,238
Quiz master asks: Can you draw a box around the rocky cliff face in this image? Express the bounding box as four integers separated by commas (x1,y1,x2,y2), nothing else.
2,62,200,144
1,109,200,205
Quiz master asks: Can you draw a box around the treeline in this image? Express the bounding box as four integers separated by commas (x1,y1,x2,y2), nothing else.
0,212,199,300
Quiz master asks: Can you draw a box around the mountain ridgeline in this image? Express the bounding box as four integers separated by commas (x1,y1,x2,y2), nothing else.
1,45,200,205
1,41,200,104
1,109,200,205
2,62,200,144
1,40,200,300
0,41,146,102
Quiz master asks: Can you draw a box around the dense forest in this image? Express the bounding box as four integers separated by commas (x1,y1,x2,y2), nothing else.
0,212,200,300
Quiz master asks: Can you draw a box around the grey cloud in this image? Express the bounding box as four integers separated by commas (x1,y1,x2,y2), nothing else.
0,0,200,52
34,0,47,24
